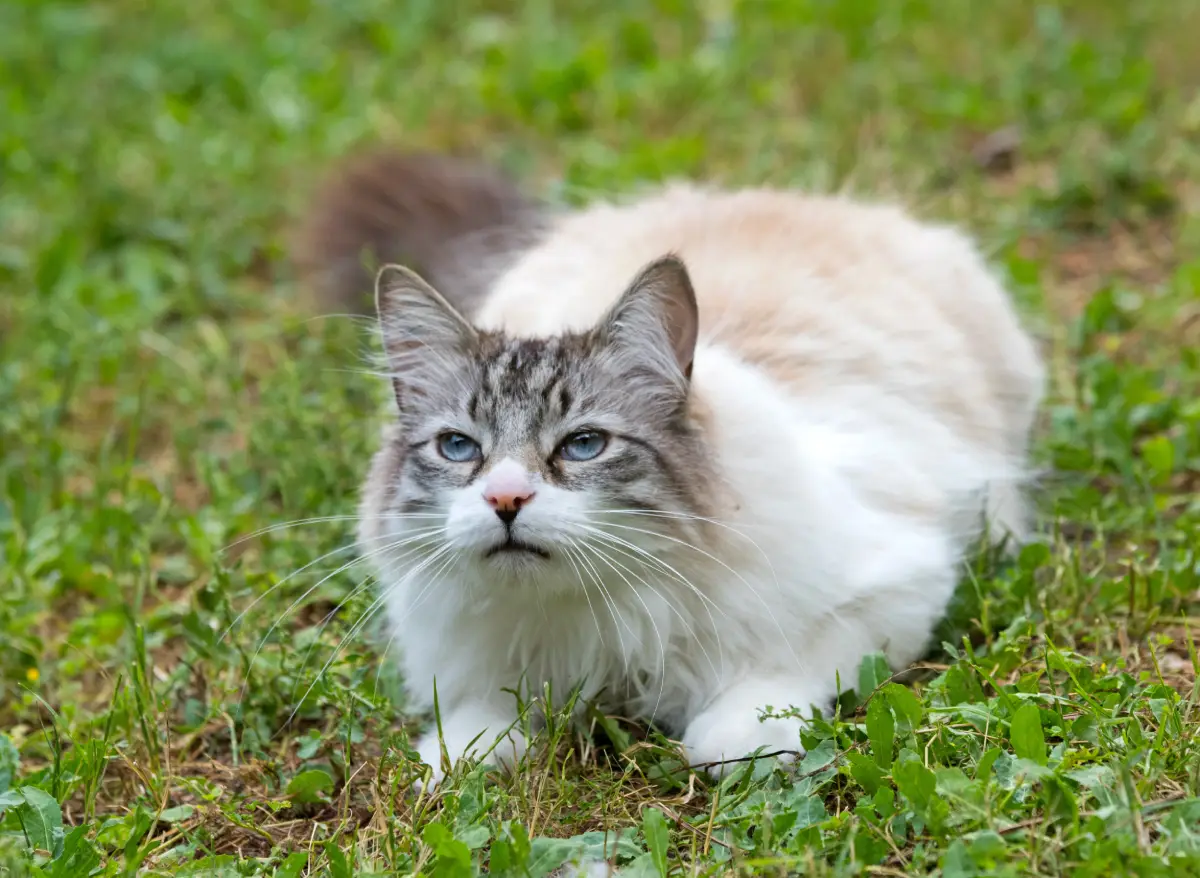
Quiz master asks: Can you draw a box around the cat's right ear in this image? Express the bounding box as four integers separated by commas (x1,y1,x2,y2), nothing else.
374,264,477,411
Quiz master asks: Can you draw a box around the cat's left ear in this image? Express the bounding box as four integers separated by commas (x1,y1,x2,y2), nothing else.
599,254,699,383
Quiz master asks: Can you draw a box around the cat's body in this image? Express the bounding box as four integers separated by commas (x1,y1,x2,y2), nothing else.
298,151,1044,783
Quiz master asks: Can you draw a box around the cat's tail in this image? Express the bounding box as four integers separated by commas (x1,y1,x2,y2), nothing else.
292,148,543,318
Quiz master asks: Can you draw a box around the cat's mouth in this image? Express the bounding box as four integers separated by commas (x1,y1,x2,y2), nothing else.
485,538,551,559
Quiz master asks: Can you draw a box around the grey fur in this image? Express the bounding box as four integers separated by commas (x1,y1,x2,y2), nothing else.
372,255,713,532
294,149,544,317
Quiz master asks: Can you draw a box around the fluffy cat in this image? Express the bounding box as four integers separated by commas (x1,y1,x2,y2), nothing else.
296,149,1045,785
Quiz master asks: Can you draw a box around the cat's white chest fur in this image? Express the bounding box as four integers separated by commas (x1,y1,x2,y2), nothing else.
358,183,1043,784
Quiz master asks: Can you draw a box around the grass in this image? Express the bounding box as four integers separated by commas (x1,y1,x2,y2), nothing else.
2,0,1200,874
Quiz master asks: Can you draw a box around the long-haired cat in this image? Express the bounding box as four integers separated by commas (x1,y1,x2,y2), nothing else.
296,149,1044,785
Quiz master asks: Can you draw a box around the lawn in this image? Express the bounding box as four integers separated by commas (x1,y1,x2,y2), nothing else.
3,1,1200,874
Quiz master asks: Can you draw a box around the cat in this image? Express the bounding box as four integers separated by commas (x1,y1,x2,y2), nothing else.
295,148,1045,786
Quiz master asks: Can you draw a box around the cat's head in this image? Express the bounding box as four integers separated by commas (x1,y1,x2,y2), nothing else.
359,255,712,589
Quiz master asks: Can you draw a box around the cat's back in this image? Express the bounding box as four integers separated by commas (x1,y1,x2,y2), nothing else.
478,184,1043,457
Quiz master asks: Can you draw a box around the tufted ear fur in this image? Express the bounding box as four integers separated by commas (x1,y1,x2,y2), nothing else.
374,264,478,413
596,254,699,386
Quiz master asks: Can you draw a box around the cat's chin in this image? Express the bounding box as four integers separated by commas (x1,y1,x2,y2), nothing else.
484,538,551,560
480,538,554,575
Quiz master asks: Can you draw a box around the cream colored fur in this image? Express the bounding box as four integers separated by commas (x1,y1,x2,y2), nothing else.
369,183,1044,785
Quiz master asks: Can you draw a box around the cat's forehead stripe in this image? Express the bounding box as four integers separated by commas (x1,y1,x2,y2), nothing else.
474,336,589,423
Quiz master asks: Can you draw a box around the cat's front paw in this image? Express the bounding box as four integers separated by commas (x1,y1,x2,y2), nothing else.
412,705,525,790
681,709,806,777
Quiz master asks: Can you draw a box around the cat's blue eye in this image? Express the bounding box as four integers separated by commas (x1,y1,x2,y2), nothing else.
437,432,481,462
558,431,608,462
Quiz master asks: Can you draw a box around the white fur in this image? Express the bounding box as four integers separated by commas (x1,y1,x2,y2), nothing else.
365,184,1044,784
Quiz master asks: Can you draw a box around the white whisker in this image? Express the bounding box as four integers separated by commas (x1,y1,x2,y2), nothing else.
236,523,443,649
220,511,446,551
565,538,631,674
560,541,607,652
285,542,458,728
220,521,449,648
577,522,730,674
288,535,450,705
234,527,443,704
372,546,462,700
591,508,780,592
574,538,671,723
595,520,800,672
582,536,722,687
221,540,360,645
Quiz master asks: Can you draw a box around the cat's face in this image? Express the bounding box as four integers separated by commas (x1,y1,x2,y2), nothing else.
363,256,710,587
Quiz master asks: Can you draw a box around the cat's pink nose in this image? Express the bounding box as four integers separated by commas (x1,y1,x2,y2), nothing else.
485,487,535,524
482,460,536,525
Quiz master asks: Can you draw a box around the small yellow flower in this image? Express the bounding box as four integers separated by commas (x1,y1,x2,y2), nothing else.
25,667,39,683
